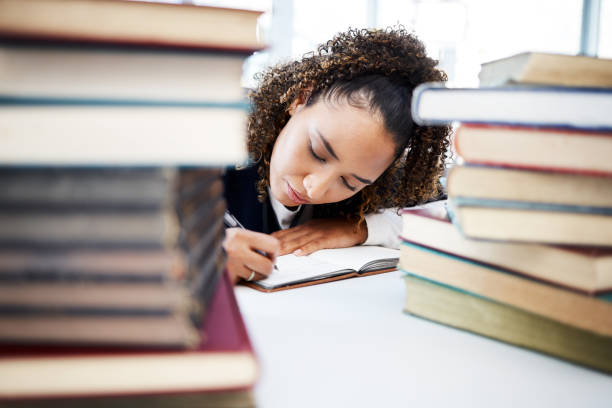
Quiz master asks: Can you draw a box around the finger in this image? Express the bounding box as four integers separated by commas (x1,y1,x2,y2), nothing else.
228,261,251,281
246,231,280,258
277,230,316,255
270,224,305,239
240,269,267,282
231,261,268,282
280,230,326,253
293,238,329,256
243,250,276,277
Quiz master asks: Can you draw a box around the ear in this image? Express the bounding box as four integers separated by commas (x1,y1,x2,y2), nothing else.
287,87,313,116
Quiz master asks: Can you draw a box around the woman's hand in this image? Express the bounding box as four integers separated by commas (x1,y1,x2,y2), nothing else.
223,228,280,283
271,218,368,256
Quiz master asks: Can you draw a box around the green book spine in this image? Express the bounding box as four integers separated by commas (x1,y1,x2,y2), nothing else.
403,275,612,373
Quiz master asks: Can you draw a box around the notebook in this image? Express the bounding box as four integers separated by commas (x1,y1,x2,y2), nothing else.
246,246,399,292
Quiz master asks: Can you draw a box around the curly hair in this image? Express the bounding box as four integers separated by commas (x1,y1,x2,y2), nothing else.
247,26,451,222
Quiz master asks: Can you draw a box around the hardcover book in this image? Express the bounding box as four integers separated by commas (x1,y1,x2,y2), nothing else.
0,0,264,52
453,124,612,176
0,42,250,101
411,82,612,131
449,200,612,246
0,99,248,166
478,52,612,88
447,165,612,207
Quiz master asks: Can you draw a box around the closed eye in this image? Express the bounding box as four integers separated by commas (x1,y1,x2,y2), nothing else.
341,176,356,192
309,141,326,163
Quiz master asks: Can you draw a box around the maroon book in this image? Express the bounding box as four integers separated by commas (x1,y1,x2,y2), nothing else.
0,272,258,403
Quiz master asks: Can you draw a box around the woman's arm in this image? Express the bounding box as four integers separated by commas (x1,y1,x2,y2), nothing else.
270,208,401,256
362,208,402,249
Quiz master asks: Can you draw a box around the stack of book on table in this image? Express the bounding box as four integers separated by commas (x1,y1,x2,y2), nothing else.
0,0,262,406
402,52,612,373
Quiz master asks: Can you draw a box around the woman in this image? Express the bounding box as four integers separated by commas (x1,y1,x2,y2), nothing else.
223,27,450,282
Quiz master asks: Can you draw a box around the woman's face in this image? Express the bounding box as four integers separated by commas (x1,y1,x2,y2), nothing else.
269,98,396,208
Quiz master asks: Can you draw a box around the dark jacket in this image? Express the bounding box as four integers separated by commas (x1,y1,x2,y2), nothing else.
222,165,282,234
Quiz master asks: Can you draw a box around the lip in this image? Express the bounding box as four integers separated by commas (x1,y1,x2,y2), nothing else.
286,182,310,205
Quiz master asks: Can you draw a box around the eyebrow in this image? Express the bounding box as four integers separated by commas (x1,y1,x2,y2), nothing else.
314,129,373,186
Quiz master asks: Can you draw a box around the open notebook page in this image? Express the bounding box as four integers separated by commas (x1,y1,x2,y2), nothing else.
257,246,400,288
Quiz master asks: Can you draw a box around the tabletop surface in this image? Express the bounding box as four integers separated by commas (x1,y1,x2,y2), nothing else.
234,270,612,408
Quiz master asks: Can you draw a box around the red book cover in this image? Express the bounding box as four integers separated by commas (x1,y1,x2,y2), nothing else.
0,272,258,401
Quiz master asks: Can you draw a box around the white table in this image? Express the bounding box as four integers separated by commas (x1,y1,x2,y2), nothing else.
235,271,612,408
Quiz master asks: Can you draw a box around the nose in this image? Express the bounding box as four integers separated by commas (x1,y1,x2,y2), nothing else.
303,171,334,201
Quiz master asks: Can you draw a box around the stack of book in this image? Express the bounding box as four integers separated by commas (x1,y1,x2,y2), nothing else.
0,167,226,347
401,52,612,373
0,0,262,406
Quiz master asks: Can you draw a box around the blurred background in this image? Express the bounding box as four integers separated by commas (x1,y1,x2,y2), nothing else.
148,0,611,88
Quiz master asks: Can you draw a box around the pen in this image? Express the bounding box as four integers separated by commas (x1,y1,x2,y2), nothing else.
223,210,278,270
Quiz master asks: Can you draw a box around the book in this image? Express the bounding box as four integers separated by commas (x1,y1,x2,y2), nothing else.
0,167,223,209
0,42,249,101
247,246,399,292
0,0,264,52
0,99,248,166
478,52,612,88
453,124,612,176
0,273,258,406
410,82,612,131
448,165,612,208
0,206,223,248
403,274,612,374
0,235,226,347
0,243,224,313
0,168,227,347
400,201,612,294
398,240,612,337
0,167,226,248
449,200,612,246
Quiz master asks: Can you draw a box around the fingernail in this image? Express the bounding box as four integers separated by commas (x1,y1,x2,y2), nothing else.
293,249,303,256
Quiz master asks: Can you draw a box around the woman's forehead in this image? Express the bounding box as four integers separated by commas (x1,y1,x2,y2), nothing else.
305,102,395,176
